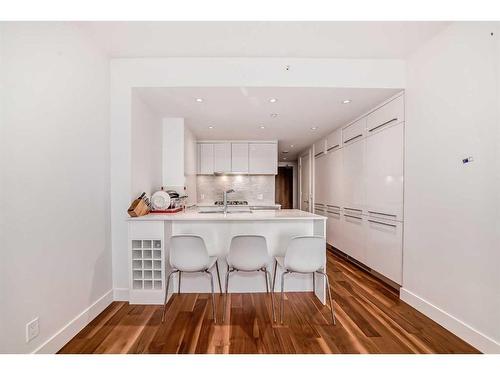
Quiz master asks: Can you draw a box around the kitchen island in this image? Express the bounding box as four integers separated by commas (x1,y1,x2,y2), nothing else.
127,209,327,304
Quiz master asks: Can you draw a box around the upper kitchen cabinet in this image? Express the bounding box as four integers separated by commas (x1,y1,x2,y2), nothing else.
198,143,214,174
342,117,366,145
248,142,278,174
313,138,326,157
366,94,404,133
214,142,231,173
231,142,249,173
326,128,341,151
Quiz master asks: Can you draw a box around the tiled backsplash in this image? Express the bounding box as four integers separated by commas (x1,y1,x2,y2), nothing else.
197,175,275,205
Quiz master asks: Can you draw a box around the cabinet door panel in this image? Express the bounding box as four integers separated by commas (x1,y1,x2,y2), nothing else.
326,148,343,209
366,95,404,133
314,154,327,205
342,118,365,145
365,123,404,220
198,143,214,174
214,143,231,173
249,143,277,174
365,218,403,284
341,214,366,264
326,129,341,151
326,210,342,250
231,143,248,173
342,140,365,212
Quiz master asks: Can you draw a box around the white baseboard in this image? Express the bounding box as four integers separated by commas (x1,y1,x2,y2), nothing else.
33,290,113,354
400,288,500,354
113,288,129,301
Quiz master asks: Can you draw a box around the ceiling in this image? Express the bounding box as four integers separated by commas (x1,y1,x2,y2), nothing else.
135,87,401,160
81,21,449,59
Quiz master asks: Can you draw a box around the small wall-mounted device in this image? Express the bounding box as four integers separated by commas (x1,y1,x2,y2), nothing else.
462,156,474,164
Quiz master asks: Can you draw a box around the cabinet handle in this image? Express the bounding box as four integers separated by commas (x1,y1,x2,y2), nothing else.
326,204,340,208
369,118,398,132
314,152,324,157
327,211,340,215
368,210,397,217
327,144,339,151
368,219,397,228
344,207,362,212
343,134,362,144
344,214,363,220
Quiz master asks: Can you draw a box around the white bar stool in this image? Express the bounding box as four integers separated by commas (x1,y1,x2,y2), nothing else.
223,235,276,323
162,235,222,323
272,236,336,325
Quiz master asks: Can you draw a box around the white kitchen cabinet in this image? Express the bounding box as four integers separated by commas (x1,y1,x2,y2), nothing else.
325,147,343,209
342,118,366,145
213,143,231,173
341,213,366,264
365,217,403,284
231,143,249,173
198,143,214,174
325,209,343,250
366,94,404,133
314,138,326,156
314,153,327,205
248,142,277,174
342,139,365,213
365,122,404,221
326,128,341,151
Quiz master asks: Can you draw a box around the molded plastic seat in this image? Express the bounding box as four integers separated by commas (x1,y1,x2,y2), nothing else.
272,236,336,325
224,235,276,322
162,235,222,323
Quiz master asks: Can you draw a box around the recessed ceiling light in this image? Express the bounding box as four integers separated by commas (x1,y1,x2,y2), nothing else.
290,144,294,148
282,151,289,154
269,98,278,103
342,99,351,104
208,125,214,129
283,157,287,160
196,98,204,103
259,125,265,129
270,113,278,118
311,127,318,130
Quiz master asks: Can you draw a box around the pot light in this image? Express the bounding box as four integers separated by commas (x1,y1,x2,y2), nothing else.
311,126,318,130
270,113,278,118
290,144,294,148
269,98,278,103
208,125,214,129
342,99,351,104
259,125,266,129
196,98,204,103
283,157,287,160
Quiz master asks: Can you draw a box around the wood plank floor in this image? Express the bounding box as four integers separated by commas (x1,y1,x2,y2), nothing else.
58,251,479,354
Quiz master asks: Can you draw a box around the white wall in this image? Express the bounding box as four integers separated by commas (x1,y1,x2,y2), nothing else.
131,91,162,199
403,22,500,353
0,22,112,353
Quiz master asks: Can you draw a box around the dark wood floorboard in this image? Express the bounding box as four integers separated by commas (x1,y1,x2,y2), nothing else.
58,251,480,354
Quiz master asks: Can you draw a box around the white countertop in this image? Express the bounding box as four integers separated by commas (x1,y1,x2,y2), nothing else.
128,208,326,221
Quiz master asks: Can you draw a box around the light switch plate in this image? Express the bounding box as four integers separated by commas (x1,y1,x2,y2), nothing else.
26,317,39,343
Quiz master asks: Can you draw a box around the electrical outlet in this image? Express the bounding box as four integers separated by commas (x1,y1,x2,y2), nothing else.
26,317,39,343
200,193,205,200
257,194,263,200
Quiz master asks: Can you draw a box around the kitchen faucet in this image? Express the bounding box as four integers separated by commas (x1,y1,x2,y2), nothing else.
223,189,235,214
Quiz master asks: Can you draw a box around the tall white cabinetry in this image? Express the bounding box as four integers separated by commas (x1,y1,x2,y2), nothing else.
312,93,405,285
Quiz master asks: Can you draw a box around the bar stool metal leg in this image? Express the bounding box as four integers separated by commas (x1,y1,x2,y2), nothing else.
316,270,336,325
215,260,223,294
162,270,178,322
205,269,217,323
178,271,181,294
223,267,235,323
280,270,290,324
263,267,276,322
272,259,278,292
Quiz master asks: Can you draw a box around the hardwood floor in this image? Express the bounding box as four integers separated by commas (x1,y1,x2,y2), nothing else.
58,251,479,354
